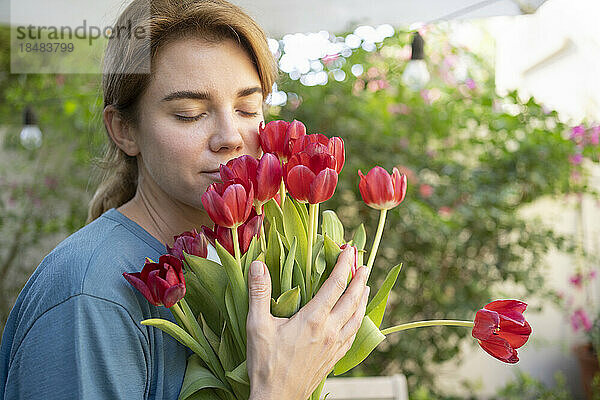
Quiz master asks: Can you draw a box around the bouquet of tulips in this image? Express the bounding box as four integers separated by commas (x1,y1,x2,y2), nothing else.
123,120,532,400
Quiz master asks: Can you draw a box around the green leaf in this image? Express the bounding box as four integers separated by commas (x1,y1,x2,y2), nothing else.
241,236,260,284
178,354,232,400
365,264,402,328
141,318,218,376
183,271,222,336
264,198,285,245
215,241,249,348
264,220,282,297
218,320,238,372
225,361,250,400
311,235,326,298
292,256,307,307
352,224,367,267
199,313,220,355
321,210,344,245
352,224,367,250
333,315,385,375
283,198,308,273
270,286,301,317
317,235,342,293
184,253,228,324
224,285,245,359
280,236,297,293
291,197,309,233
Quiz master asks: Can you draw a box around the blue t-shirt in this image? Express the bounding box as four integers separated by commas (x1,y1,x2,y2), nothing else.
0,208,190,399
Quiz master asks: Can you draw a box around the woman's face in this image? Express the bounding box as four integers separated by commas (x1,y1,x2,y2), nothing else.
132,37,264,211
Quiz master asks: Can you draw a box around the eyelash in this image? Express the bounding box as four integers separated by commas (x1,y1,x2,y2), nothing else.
175,111,259,122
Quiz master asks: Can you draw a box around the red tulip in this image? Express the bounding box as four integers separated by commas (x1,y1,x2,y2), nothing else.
220,153,283,206
358,166,407,210
472,300,532,364
202,211,264,255
201,179,254,228
293,133,345,174
284,143,338,204
166,228,208,261
258,120,306,162
123,254,186,308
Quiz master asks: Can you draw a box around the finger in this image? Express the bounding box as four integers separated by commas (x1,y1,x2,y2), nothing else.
304,246,355,315
247,261,272,326
339,285,370,342
331,265,369,327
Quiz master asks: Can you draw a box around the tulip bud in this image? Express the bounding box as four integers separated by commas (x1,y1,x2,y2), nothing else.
284,143,338,204
123,254,186,308
472,300,532,364
201,180,254,228
166,228,208,261
259,119,306,162
358,166,407,210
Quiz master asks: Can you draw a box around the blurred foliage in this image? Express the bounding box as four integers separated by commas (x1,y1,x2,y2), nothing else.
494,371,573,400
0,26,105,333
1,20,599,397
269,25,598,393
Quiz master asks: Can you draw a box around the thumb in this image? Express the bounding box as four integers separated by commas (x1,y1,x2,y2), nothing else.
247,260,271,320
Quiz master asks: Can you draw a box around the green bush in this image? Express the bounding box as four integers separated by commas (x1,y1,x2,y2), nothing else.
270,25,594,392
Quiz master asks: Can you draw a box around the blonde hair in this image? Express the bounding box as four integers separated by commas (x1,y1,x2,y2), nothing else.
87,0,278,223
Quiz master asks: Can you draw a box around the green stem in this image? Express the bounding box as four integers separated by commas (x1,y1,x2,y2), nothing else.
279,179,286,209
365,208,388,278
313,203,319,244
231,227,242,270
306,203,318,298
380,319,474,336
256,204,267,252
170,302,198,342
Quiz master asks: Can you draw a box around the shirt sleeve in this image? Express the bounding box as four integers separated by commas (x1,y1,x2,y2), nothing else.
4,293,150,399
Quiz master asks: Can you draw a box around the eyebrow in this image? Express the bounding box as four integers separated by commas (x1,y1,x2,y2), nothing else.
161,86,263,102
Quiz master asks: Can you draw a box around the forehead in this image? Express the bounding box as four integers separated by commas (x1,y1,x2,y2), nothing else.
149,37,261,98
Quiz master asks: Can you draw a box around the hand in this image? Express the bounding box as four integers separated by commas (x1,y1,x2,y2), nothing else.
246,247,370,400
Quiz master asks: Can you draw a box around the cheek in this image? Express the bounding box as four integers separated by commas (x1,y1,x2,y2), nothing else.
243,125,261,158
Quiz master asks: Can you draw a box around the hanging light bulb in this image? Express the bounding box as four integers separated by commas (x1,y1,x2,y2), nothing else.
401,32,430,91
20,106,42,150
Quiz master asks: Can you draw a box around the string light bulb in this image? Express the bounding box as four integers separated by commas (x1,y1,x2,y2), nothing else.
402,31,430,91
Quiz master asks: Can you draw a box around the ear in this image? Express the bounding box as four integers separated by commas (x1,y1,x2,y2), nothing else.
103,105,140,156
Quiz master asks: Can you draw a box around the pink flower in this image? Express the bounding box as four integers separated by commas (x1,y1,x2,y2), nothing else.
570,125,586,140
419,184,434,198
569,273,583,288
571,308,593,332
465,78,476,90
438,206,453,218
569,154,583,165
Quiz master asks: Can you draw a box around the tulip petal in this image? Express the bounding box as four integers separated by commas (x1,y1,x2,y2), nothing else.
256,153,283,203
472,309,500,341
309,168,338,204
222,183,250,226
287,165,315,202
498,319,532,349
477,336,519,364
123,272,160,306
162,284,186,308
148,269,171,307
328,137,345,174
201,188,235,227
391,168,407,205
484,300,527,326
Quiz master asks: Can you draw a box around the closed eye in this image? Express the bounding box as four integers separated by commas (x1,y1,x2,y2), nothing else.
175,114,206,122
238,111,260,117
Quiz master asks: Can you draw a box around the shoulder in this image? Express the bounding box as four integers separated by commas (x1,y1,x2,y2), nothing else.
3,209,168,355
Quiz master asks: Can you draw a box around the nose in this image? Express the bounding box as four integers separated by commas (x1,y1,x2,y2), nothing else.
208,110,244,154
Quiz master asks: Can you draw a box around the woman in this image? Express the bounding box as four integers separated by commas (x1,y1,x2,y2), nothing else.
0,0,370,399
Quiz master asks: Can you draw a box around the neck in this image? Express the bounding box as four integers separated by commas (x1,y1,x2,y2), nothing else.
117,179,212,248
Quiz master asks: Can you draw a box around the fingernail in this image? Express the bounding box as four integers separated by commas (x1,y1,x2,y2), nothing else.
250,261,264,276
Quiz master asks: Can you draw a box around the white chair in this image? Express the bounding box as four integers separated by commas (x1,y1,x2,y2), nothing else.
321,374,409,400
